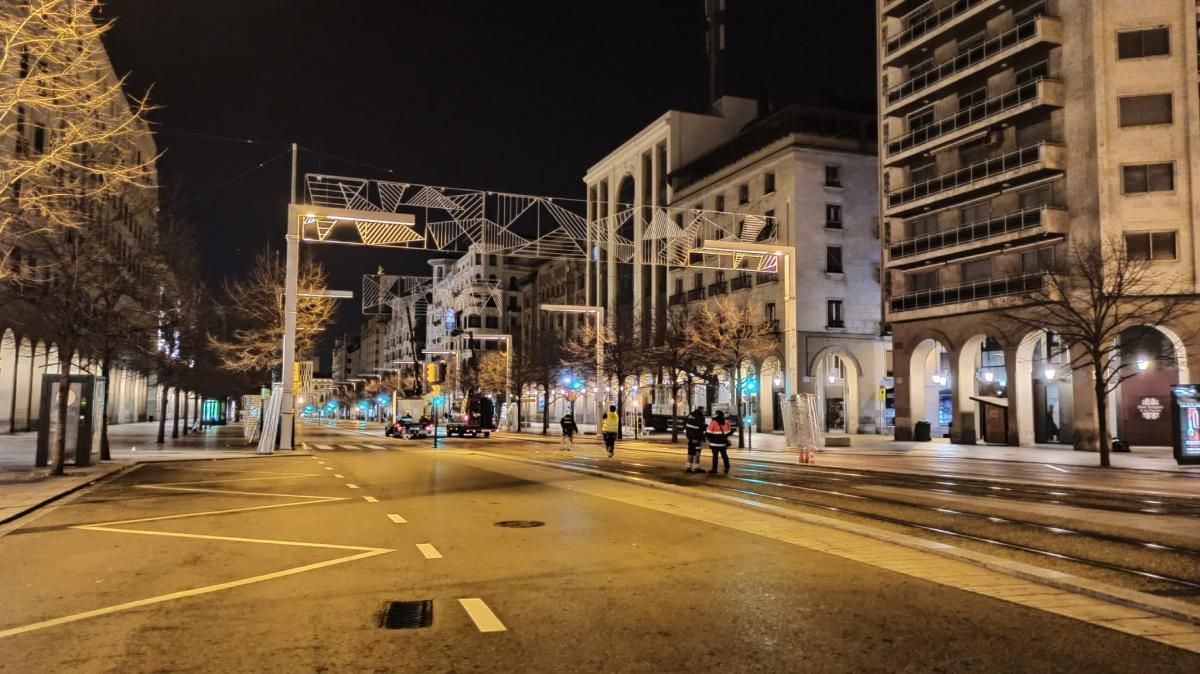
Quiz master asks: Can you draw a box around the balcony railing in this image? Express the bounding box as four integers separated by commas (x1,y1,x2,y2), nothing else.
708,281,728,297
890,273,1043,312
889,205,1062,259
888,78,1053,156
731,275,754,291
887,142,1059,209
886,0,987,55
669,293,685,306
758,273,779,285
885,14,1049,106
686,288,706,302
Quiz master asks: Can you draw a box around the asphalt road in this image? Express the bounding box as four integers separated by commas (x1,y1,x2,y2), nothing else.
0,422,1197,673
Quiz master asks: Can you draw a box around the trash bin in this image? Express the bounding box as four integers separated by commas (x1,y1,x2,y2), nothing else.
913,420,932,442
1112,438,1132,453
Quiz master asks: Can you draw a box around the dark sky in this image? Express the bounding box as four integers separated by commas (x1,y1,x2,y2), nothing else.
100,0,875,355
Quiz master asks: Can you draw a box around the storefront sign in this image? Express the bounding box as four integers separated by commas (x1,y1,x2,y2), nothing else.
1170,385,1200,465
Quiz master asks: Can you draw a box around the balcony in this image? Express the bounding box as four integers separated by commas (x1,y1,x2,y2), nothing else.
882,0,932,17
884,14,1062,114
889,273,1043,314
888,205,1067,265
686,288,706,302
885,0,993,60
886,142,1064,216
731,274,754,291
887,78,1062,160
708,281,728,297
758,273,779,285
669,293,685,306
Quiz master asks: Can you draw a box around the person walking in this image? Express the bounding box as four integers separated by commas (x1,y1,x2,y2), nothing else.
601,404,620,457
684,406,706,473
706,410,734,475
560,410,578,450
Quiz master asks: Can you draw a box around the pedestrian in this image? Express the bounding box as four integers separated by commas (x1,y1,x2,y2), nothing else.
1046,405,1060,442
601,404,620,457
705,410,733,475
684,406,706,473
560,410,578,449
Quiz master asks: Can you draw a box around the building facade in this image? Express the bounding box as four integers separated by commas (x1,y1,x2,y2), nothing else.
877,0,1200,447
667,106,890,434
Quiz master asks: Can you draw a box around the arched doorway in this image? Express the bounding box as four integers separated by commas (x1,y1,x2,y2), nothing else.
813,349,861,434
1014,331,1074,446
1114,325,1185,447
957,334,1008,444
908,338,951,438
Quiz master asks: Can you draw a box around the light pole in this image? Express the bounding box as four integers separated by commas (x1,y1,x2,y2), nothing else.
541,304,606,427
280,199,415,450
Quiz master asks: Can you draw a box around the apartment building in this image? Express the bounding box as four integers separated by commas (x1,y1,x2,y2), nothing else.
668,105,890,434
878,0,1200,447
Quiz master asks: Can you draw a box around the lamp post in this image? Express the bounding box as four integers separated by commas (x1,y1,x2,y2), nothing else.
541,304,606,427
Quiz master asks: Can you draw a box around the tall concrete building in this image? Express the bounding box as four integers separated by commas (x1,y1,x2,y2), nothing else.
877,0,1200,448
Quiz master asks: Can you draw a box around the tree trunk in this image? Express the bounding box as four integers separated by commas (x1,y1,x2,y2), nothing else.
157,383,168,444
100,355,112,461
182,390,189,436
172,386,180,439
49,343,74,476
1094,370,1111,468
734,372,745,449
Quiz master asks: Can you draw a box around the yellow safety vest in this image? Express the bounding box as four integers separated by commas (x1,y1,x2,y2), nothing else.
601,412,619,433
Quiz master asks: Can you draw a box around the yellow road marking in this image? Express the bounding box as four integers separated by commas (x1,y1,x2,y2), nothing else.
363,496,379,503
387,514,407,524
416,543,442,559
458,598,506,632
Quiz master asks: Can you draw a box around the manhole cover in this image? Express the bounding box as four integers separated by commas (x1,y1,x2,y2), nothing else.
379,600,433,629
494,520,545,528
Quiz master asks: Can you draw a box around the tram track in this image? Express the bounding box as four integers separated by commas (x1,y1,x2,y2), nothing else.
542,450,1200,600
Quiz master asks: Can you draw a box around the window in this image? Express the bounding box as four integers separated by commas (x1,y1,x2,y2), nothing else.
1118,27,1169,59
958,87,987,110
1125,231,1177,261
910,216,937,238
1019,183,1056,209
485,316,499,329
714,194,725,211
962,259,992,283
957,30,985,56
1013,1,1046,24
674,278,683,294
824,165,842,188
738,183,749,204
826,300,844,328
488,254,498,265
765,302,776,322
467,315,482,328
826,246,843,274
825,204,843,228
1016,60,1049,85
908,106,935,132
1122,163,1174,193
474,253,482,265
960,201,991,224
1019,247,1055,274
911,162,936,184
693,272,704,289
715,270,725,283
910,58,934,79
763,172,776,194
758,209,777,243
913,270,938,291
33,125,45,154
958,136,990,165
1119,94,1172,127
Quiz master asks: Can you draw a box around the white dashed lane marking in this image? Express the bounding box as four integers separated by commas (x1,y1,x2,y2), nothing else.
362,496,379,503
386,514,407,524
1044,464,1069,473
458,598,506,632
416,543,442,559
334,474,344,479
314,444,333,450
324,467,333,471
346,484,360,489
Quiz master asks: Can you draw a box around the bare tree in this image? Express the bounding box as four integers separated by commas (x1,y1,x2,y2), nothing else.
653,307,707,443
999,237,1194,467
569,322,649,439
687,296,777,448
209,248,337,375
1,0,155,270
477,350,507,398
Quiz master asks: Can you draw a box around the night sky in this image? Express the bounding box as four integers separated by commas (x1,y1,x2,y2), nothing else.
100,0,875,356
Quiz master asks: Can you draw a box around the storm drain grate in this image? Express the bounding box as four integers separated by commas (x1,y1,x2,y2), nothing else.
379,600,433,629
494,520,545,528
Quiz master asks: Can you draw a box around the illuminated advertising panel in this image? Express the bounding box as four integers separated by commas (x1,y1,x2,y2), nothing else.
1170,385,1200,465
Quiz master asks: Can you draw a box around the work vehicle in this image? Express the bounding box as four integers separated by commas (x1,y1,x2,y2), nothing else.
445,396,496,438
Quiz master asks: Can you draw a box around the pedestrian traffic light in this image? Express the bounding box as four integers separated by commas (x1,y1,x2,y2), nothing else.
741,378,759,395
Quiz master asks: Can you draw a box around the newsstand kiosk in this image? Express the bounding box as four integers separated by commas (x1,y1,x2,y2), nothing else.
36,374,106,468
1170,384,1200,465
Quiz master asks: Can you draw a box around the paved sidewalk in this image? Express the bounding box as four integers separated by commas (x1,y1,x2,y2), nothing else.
0,421,285,523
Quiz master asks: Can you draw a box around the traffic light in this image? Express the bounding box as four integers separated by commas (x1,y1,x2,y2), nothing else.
741,378,759,395
426,362,446,384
